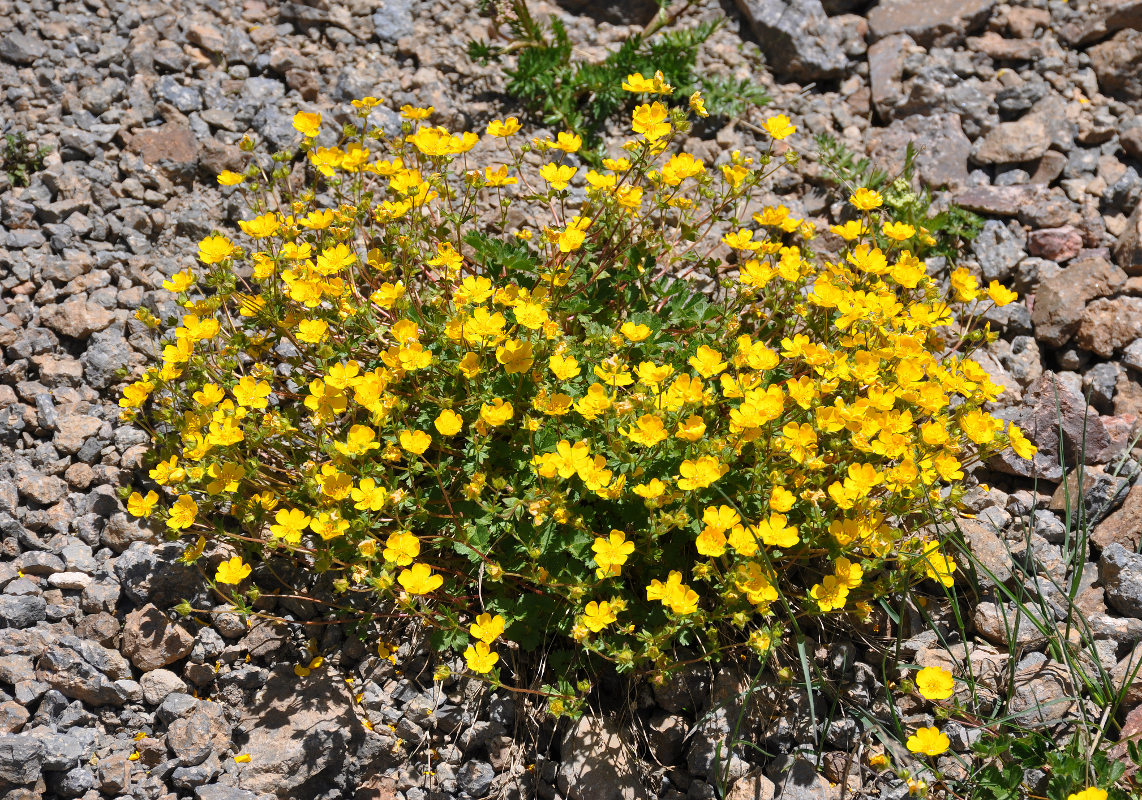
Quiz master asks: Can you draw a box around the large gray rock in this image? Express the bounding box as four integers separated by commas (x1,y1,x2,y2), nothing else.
557,715,648,800
868,0,993,46
236,667,364,797
36,638,130,707
971,118,1050,165
733,0,850,81
0,734,44,785
865,113,972,190
1056,0,1142,46
1101,543,1142,618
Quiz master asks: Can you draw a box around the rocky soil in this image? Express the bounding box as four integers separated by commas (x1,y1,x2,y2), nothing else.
4,0,1142,798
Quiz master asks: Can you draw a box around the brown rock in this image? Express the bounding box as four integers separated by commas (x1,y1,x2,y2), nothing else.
1122,121,1142,162
989,372,1111,480
955,184,1041,217
121,604,194,672
974,601,1050,649
1031,255,1126,347
1090,28,1142,105
97,752,131,795
1110,703,1142,764
867,0,993,46
867,34,914,120
967,31,1045,61
54,413,103,456
15,466,67,506
1005,6,1050,38
1093,483,1142,552
1077,296,1142,357
32,355,84,388
971,118,1049,164
1028,226,1083,261
557,715,648,800
1113,199,1142,275
1056,0,1142,46
39,300,115,340
727,771,777,800
1009,661,1080,725
186,23,226,54
125,123,199,183
955,517,1014,587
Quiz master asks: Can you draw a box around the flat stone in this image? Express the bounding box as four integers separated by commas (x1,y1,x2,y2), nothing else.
0,734,43,785
557,715,649,800
1030,255,1126,347
0,32,46,65
39,300,115,340
868,0,993,46
1077,296,1142,357
1028,226,1083,262
971,118,1050,164
733,0,849,81
866,113,972,190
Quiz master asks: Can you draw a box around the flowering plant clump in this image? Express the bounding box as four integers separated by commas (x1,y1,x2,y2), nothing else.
121,79,1034,691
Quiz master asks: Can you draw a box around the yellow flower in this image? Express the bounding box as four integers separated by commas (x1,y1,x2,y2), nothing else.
296,319,329,344
484,164,518,187
810,576,848,612
631,102,671,141
399,429,432,455
592,531,635,578
849,187,883,211
198,236,235,264
238,212,280,239
622,72,657,92
540,163,576,190
582,600,618,632
633,479,667,500
647,571,699,615
1068,790,1109,800
486,117,521,137
464,641,499,673
217,170,245,186
762,114,796,140
622,414,668,447
215,556,252,585
470,613,506,643
688,345,727,378
950,267,980,302
754,514,799,548
915,666,955,700
383,531,420,566
1008,424,1037,459
398,562,443,595
480,399,514,427
127,490,158,518
434,410,463,436
553,131,582,153
234,754,252,764
906,726,949,757
882,221,915,241
987,280,1018,307
167,495,198,530
292,111,322,138
549,353,581,380
677,456,727,491
620,321,651,342
689,91,708,117
400,104,433,120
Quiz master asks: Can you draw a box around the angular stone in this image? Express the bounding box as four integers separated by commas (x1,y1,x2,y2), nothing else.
1056,0,1142,46
1077,296,1142,357
53,413,103,456
1028,227,1083,262
121,604,194,672
167,702,231,767
955,184,1042,217
866,113,972,190
971,118,1050,164
236,667,364,796
1102,543,1142,618
955,517,1013,587
868,0,993,46
39,301,115,340
557,715,648,800
1090,29,1142,105
0,734,43,785
1093,483,1142,552
733,0,850,81
1031,255,1126,347
1009,661,1081,724
0,32,46,65
1113,199,1142,275
867,34,914,120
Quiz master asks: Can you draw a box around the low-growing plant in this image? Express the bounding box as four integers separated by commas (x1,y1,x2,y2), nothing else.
120,80,1035,705
814,132,984,264
2,130,50,187
468,0,769,163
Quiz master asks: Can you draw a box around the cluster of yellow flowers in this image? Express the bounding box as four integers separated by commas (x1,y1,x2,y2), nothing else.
121,76,1032,681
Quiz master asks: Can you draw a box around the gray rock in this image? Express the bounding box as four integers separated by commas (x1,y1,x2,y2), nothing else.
866,113,972,190
868,0,993,46
372,0,415,43
195,786,259,800
140,668,188,705
557,715,648,800
0,596,46,629
167,702,231,766
52,765,96,798
973,220,1026,282
156,75,204,113
458,761,495,798
236,667,364,796
0,32,46,65
39,728,97,771
1101,543,1142,618
733,0,849,81
767,756,835,800
0,734,44,785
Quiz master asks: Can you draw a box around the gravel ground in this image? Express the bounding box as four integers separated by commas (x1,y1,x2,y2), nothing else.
4,0,1142,798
